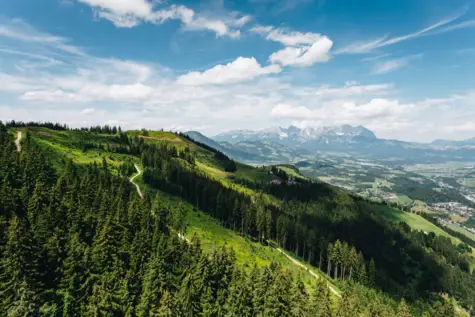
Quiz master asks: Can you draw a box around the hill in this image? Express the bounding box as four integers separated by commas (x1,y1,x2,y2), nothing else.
1,121,473,316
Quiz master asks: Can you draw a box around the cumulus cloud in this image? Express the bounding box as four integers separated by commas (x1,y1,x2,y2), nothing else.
252,25,333,67
271,98,413,122
269,37,333,66
271,103,316,119
77,0,249,38
78,0,153,17
176,57,282,86
341,99,413,119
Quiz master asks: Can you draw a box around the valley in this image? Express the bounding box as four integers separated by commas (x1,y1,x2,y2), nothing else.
188,125,475,244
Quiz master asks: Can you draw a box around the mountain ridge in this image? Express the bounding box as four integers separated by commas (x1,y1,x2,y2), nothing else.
188,125,475,163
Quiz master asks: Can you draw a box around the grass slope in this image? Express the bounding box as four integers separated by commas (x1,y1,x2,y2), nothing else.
139,180,338,293
368,204,461,243
448,224,475,241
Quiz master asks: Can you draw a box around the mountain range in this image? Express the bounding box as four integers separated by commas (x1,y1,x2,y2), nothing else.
186,125,475,164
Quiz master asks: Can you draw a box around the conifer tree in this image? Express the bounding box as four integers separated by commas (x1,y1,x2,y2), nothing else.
224,269,252,317
310,278,332,317
291,276,309,317
155,290,174,317
0,216,39,315
263,269,292,317
396,299,413,317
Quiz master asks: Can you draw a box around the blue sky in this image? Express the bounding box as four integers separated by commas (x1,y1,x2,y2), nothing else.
1,0,475,141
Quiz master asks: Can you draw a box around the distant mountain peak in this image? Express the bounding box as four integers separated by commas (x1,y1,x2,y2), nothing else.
214,124,377,146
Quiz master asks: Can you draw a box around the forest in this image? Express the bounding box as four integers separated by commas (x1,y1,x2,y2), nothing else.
0,122,470,316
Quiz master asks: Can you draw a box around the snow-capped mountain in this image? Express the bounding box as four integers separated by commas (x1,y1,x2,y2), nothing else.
186,125,475,164
214,125,377,146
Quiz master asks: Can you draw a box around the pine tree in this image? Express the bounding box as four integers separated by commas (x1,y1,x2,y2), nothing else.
225,269,252,317
154,289,175,317
176,270,202,317
6,278,40,317
368,259,376,288
396,299,413,317
0,216,39,315
252,267,273,316
290,276,309,317
136,255,167,317
263,269,292,317
336,288,358,317
327,243,333,276
333,240,341,280
310,278,332,317
348,247,358,281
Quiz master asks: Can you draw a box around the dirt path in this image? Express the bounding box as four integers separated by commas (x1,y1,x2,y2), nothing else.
127,161,339,297
15,131,22,152
273,245,341,298
177,233,191,244
130,164,144,200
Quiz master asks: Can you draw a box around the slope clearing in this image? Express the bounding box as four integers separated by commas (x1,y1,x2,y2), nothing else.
26,127,340,294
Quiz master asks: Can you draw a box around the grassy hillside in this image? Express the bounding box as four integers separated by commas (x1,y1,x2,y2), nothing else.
448,224,475,241
23,126,465,248
11,125,475,314
138,180,334,285
370,204,461,242
22,127,331,285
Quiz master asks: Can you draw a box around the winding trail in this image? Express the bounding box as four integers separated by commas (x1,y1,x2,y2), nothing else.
15,131,22,152
127,159,339,297
272,244,342,298
130,164,144,200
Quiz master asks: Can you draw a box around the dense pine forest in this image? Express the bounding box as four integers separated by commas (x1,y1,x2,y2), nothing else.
0,121,472,316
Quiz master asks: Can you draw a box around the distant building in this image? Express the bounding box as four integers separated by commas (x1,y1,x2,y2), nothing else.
270,180,282,185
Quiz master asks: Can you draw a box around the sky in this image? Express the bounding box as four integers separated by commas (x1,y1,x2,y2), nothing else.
1,0,475,142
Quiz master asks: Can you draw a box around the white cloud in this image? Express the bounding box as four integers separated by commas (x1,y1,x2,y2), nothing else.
0,47,63,65
372,59,408,74
336,10,470,54
81,108,95,115
77,0,248,38
176,57,281,85
0,19,85,55
372,54,422,75
271,98,413,122
21,89,81,103
361,54,392,62
341,98,413,119
427,19,475,35
252,25,333,67
232,15,252,27
271,103,316,119
269,37,333,66
77,0,153,17
314,83,393,98
445,121,475,132
21,83,154,103
251,25,324,46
